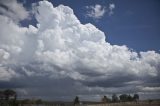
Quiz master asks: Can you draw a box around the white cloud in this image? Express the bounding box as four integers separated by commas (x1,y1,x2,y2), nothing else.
85,3,115,19
0,0,29,22
109,3,115,16
142,87,160,92
86,4,106,19
0,49,10,60
0,0,159,100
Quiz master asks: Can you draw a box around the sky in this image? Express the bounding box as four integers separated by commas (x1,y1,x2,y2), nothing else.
0,0,160,101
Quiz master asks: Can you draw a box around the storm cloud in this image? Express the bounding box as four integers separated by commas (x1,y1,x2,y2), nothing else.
0,0,160,101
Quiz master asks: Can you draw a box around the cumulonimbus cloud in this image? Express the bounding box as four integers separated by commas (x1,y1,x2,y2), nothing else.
0,0,160,100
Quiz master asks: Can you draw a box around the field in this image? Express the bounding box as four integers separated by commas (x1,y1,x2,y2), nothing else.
1,100,160,106
86,102,160,106
12,102,160,106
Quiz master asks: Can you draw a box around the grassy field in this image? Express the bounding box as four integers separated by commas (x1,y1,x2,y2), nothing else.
1,100,160,106
86,101,160,106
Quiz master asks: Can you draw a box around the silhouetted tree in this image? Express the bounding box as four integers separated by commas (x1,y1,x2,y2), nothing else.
119,94,128,102
112,94,119,102
127,95,133,101
74,96,80,105
36,99,42,104
133,94,139,101
0,89,17,106
3,89,16,100
0,91,4,100
102,96,111,103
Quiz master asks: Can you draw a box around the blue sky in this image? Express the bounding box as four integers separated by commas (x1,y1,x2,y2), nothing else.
20,0,160,52
0,0,160,101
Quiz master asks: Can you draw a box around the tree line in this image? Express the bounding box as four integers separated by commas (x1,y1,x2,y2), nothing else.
74,94,139,105
102,94,139,103
0,89,139,106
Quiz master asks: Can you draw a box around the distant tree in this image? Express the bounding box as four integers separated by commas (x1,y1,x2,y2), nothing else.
112,94,119,103
36,99,42,104
74,96,80,105
119,94,128,102
3,89,16,100
127,95,133,101
0,91,4,100
133,94,139,101
101,96,111,103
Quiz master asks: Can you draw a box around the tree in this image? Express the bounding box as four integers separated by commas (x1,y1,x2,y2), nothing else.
36,99,42,104
119,94,128,102
133,94,139,101
112,94,119,103
3,89,16,100
74,96,80,105
102,96,111,103
0,91,4,100
127,95,133,101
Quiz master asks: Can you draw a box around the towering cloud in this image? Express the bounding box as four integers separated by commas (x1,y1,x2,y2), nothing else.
0,0,159,100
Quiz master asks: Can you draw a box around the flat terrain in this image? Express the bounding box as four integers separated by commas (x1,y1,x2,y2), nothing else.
1,100,160,106
86,101,160,106
87,104,160,106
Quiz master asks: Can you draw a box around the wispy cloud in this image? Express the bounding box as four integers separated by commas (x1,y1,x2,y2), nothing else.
0,0,29,22
86,4,106,19
85,3,115,20
109,3,115,16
